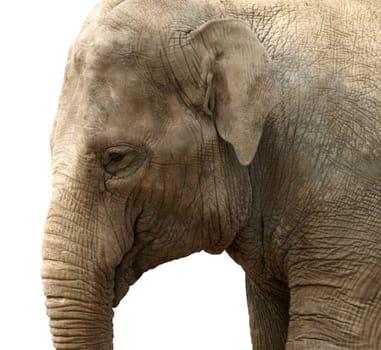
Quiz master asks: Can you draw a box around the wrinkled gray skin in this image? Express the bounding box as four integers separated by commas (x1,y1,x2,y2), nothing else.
42,0,381,349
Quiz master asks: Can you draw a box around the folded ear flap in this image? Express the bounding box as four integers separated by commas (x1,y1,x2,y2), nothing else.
190,19,278,165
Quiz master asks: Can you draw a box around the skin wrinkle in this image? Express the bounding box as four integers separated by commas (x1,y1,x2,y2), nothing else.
160,49,199,113
43,239,112,293
236,1,380,347
42,0,381,349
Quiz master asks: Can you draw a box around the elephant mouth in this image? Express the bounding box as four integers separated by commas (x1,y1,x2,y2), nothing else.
113,266,142,307
113,284,129,307
112,247,135,307
113,228,155,307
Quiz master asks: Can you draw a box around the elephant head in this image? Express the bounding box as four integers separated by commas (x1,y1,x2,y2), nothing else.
42,2,278,348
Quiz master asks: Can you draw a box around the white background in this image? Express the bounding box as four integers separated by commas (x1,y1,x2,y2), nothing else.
0,1,250,349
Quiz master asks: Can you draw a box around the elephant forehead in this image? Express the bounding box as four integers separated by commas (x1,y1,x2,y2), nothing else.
72,0,172,72
72,0,221,71
79,82,201,160
72,28,147,74
62,49,193,156
79,78,166,146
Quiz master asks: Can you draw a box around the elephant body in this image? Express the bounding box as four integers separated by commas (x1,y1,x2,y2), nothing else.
42,0,381,349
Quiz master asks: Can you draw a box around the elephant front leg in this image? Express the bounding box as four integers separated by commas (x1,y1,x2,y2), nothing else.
286,280,381,349
246,275,289,349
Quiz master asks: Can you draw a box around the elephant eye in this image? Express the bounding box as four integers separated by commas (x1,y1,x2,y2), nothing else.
103,146,146,177
109,153,125,163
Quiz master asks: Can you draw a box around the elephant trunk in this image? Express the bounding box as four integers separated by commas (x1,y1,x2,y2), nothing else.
42,178,116,349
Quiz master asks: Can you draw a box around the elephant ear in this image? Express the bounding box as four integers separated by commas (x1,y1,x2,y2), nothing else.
189,19,278,165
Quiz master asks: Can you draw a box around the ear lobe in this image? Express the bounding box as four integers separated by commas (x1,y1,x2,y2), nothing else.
193,19,279,166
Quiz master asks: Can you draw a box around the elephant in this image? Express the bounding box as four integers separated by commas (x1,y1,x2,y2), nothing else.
42,0,381,349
